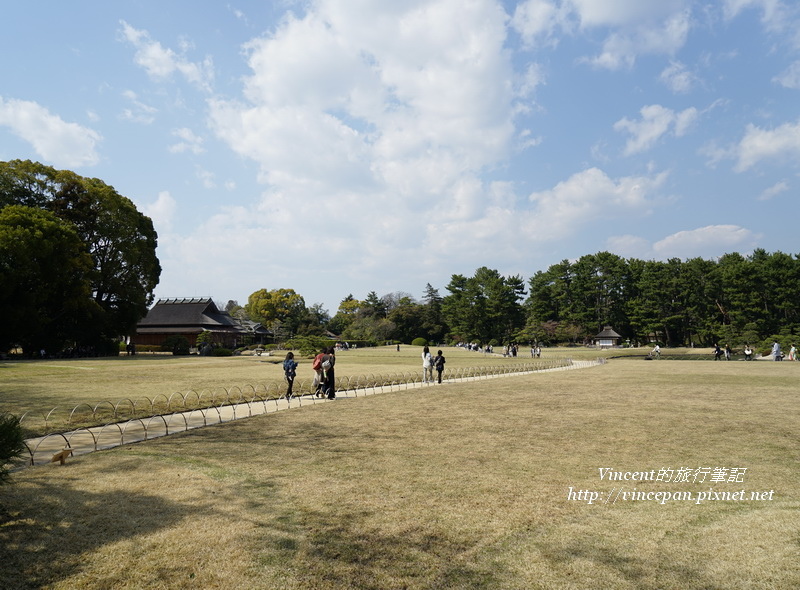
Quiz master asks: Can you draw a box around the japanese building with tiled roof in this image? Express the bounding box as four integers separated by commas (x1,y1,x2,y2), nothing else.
594,325,622,348
134,298,268,348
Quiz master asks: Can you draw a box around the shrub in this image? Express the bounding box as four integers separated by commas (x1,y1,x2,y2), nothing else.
161,335,191,355
0,413,26,484
195,331,214,347
212,347,233,357
134,344,161,353
411,338,427,347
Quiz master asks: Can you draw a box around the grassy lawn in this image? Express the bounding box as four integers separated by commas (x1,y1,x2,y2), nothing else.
1,346,577,436
1,357,798,589
0,344,677,414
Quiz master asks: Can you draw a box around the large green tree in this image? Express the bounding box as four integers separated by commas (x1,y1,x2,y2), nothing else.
387,295,426,343
0,160,161,347
361,291,388,318
0,206,99,353
442,267,526,344
296,302,330,336
420,284,447,343
245,288,307,338
327,294,361,335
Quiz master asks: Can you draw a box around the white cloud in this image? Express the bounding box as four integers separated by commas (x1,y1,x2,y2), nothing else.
120,90,157,124
0,96,101,167
518,128,544,150
723,0,800,48
119,20,214,91
723,0,789,28
653,225,759,258
773,60,800,89
208,0,518,228
517,62,547,102
607,225,760,260
605,234,653,258
142,190,177,231
614,104,699,155
201,0,601,298
511,0,564,46
512,0,693,68
526,167,665,239
698,140,734,168
757,180,789,200
195,167,216,189
674,107,699,136
584,10,691,70
734,119,800,171
169,127,204,154
660,60,697,93
568,0,688,28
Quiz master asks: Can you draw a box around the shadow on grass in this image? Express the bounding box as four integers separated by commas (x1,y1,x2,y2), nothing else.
537,535,705,589
0,477,200,589
293,507,501,589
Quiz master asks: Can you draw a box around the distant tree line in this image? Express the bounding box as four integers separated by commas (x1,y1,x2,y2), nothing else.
525,251,799,348
240,252,800,351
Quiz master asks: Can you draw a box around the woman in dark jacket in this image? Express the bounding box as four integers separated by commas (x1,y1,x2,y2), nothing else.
434,350,445,383
283,351,298,399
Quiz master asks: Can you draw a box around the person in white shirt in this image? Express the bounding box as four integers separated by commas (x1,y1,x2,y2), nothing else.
422,346,433,383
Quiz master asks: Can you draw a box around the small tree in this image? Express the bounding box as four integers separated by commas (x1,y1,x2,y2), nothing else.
195,330,214,347
0,413,25,484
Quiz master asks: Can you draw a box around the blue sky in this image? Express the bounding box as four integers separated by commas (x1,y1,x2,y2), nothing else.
2,1,799,315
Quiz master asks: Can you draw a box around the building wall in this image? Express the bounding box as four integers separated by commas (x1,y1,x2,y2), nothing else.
597,338,618,348
133,332,200,347
133,331,244,348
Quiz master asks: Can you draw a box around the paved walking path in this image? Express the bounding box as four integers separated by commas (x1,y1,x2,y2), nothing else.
22,359,601,467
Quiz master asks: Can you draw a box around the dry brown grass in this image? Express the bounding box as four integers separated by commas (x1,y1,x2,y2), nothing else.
2,358,799,589
1,346,567,436
0,344,662,415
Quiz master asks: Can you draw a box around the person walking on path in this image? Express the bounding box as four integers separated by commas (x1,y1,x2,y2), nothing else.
772,341,782,361
312,348,326,397
422,346,433,383
434,350,446,384
283,352,298,399
322,346,336,399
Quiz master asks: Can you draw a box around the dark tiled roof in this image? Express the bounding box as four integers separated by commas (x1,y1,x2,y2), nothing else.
137,298,241,331
237,319,271,335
